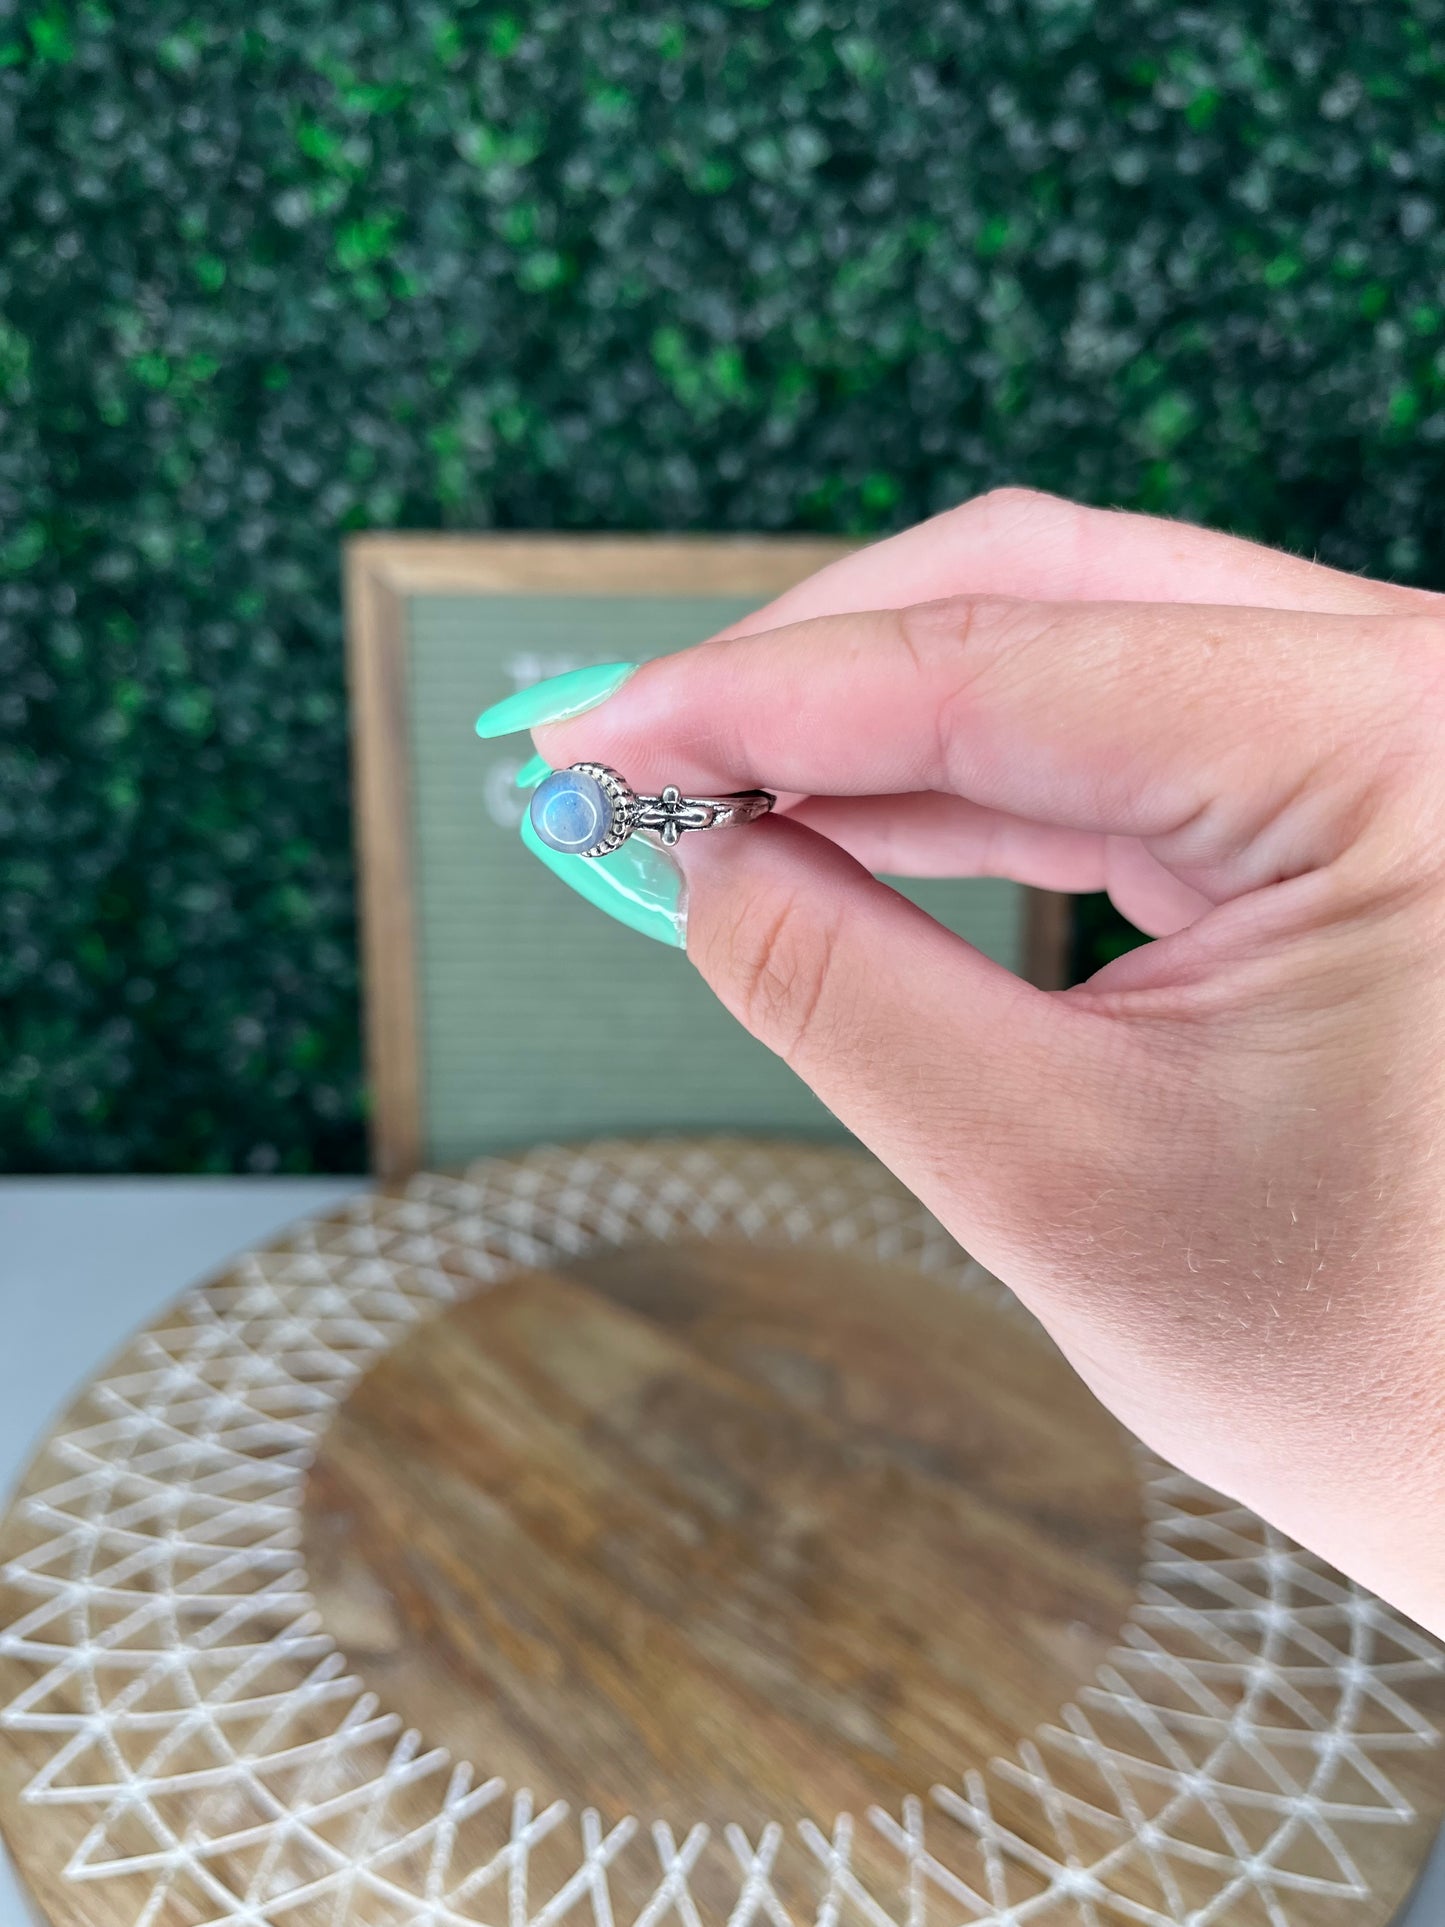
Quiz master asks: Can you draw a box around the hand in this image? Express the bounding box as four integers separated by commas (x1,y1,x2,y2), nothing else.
534,488,1445,1636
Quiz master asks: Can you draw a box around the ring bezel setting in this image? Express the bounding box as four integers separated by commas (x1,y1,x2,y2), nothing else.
528,763,638,860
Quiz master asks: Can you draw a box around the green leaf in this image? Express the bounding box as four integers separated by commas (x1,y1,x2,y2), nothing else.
335,212,399,270
26,5,74,63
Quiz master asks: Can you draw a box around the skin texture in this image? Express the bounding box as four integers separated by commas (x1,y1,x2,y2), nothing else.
535,488,1445,1637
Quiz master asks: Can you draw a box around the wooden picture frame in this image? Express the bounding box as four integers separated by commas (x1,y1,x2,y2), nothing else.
345,534,1070,1177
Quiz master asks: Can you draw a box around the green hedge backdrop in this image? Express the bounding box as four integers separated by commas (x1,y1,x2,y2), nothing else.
3,0,1444,1171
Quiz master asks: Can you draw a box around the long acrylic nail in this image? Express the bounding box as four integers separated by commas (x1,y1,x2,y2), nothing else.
515,751,551,790
475,662,637,739
519,812,686,948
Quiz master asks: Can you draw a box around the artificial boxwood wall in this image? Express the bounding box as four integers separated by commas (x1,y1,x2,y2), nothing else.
3,0,1444,1170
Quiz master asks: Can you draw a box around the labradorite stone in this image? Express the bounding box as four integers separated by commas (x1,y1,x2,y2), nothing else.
528,768,614,855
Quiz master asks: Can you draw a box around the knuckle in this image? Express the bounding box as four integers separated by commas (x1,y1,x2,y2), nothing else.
897,589,1029,654
726,885,839,1069
951,483,1113,563
895,593,1032,781
968,483,1063,522
945,483,1075,541
894,591,988,672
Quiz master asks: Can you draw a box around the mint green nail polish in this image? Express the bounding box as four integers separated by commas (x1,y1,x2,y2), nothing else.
515,752,551,790
520,812,686,948
475,662,637,739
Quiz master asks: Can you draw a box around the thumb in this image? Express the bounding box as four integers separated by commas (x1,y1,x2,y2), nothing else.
675,813,1121,1277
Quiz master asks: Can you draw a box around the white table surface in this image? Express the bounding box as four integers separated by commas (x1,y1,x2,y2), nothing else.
0,1176,1441,1927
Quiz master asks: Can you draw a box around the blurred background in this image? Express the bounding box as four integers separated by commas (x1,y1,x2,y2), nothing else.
3,0,1444,1174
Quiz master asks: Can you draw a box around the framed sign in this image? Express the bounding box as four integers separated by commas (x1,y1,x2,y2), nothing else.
345,536,1069,1176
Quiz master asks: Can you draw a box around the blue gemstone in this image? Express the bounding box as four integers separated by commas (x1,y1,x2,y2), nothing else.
528,768,614,855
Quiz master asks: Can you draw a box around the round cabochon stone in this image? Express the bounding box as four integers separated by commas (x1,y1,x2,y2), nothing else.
529,767,614,855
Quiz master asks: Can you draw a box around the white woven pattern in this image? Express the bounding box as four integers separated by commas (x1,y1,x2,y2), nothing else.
1,1140,1440,1927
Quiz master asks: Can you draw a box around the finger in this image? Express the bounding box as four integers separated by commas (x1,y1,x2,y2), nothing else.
672,813,1114,1279
785,793,1211,935
537,597,1409,896
711,488,1438,646
783,792,1109,887
1102,838,1215,937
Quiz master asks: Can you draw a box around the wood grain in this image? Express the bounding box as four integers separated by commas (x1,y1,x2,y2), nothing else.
346,534,859,603
344,544,422,1176
303,1242,1142,1839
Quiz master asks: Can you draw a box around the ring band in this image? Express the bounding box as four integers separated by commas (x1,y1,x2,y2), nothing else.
528,763,776,860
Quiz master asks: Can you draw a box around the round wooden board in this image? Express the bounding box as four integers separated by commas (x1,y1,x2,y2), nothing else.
1,1138,1442,1927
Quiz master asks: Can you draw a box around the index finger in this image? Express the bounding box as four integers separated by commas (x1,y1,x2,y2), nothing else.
535,595,1414,864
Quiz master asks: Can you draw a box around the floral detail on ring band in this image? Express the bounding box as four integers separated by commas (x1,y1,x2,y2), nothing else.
639,785,718,846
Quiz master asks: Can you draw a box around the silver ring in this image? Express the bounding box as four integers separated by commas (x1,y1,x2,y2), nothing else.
528,763,775,859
